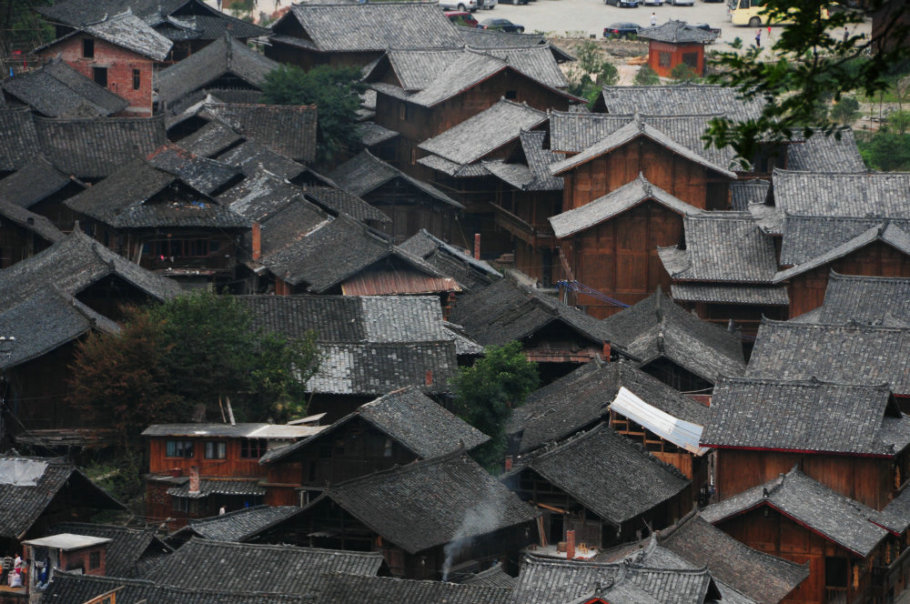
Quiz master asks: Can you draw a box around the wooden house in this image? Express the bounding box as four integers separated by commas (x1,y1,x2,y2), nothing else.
1,59,128,118
239,296,465,420
0,156,85,230
637,20,718,78
0,202,63,269
702,467,902,604
34,11,173,117
594,84,763,120
793,271,910,326
47,522,172,579
254,453,539,580
156,34,280,116
599,290,746,393
142,422,323,529
328,150,464,245
165,505,301,548
702,377,910,510
266,3,463,70
36,0,267,62
398,228,502,293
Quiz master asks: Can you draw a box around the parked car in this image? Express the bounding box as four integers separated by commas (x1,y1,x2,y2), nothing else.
642,0,663,5
605,0,640,6
440,0,478,12
694,22,721,35
445,10,480,26
603,22,642,38
480,18,525,32
667,0,694,5
480,0,497,9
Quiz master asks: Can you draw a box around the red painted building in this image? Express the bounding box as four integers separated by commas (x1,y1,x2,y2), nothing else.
638,20,718,78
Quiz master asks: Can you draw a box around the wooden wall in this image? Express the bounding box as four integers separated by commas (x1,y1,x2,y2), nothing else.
647,41,705,78
147,437,268,478
715,449,895,511
364,179,462,244
0,222,54,268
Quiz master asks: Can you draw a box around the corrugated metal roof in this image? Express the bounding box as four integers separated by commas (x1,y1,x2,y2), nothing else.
342,271,460,295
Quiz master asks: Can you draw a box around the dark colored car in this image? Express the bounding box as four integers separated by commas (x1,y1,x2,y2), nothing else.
445,11,480,27
605,0,640,7
480,18,525,32
694,22,721,35
603,22,642,38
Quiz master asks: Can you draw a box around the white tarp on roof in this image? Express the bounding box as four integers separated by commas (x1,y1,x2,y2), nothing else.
610,386,708,455
0,458,47,486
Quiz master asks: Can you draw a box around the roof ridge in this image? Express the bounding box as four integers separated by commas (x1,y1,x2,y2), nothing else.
718,375,892,390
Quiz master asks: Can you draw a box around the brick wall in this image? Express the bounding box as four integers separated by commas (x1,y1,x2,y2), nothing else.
39,34,155,116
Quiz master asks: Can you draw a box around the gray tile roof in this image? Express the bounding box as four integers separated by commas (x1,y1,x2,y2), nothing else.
175,505,301,542
878,487,910,534
419,99,547,166
399,229,502,291
166,479,266,499
157,34,279,109
359,120,399,146
729,179,769,210
328,150,462,209
0,456,123,539
0,229,181,314
49,522,171,578
261,386,489,464
597,85,763,123
315,572,512,603
701,467,889,557
0,199,64,245
301,184,392,225
448,276,616,347
35,114,167,179
484,45,569,89
702,377,909,455
275,3,463,52
659,514,809,604
142,538,383,593
216,141,307,181
550,174,702,239
0,155,80,209
746,319,910,395
0,108,41,171
510,360,711,454
146,144,241,194
520,424,689,526
772,169,910,218
175,119,244,157
203,102,317,163
36,9,173,61
658,212,779,283
318,453,538,554
670,283,789,306
1,59,127,118
778,214,910,266
807,271,910,326
637,20,718,43
460,562,517,589
785,129,866,172
601,290,746,384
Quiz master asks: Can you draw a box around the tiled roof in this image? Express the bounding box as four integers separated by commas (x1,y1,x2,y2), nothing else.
203,102,317,163
0,108,41,171
601,290,746,384
459,562,517,589
275,3,463,52
550,115,736,179
157,33,279,109
319,453,538,554
638,20,718,43
0,155,80,209
49,522,171,578
746,319,910,395
176,505,301,542
659,514,809,604
36,10,173,61
141,423,321,439
484,45,569,89
166,479,265,499
146,144,240,194
35,114,167,179
398,229,501,292
301,185,392,225
216,141,308,181
448,276,615,347
0,199,64,245
1,59,128,118
670,283,789,306
807,271,910,326
550,174,702,239
778,214,910,266
879,487,910,534
785,129,866,172
261,386,489,464
174,119,244,157
702,377,910,455
0,456,123,539
701,467,888,557
520,130,564,191
510,360,711,454
0,229,181,313
597,85,763,123
328,150,462,209
658,213,779,283
41,573,313,604
772,169,910,218
419,99,547,166
142,538,383,593
359,120,399,146
520,424,689,525
314,572,512,603
729,179,769,210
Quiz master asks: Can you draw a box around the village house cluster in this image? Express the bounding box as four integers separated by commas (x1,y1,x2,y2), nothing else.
0,0,908,603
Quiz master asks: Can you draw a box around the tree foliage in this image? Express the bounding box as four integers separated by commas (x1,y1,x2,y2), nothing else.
451,341,539,471
262,64,366,164
68,291,320,452
634,64,660,86
830,95,861,125
704,0,910,167
567,41,620,106
670,62,698,82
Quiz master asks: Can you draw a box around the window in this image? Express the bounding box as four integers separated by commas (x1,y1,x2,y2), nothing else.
132,68,141,90
204,441,226,459
166,440,194,458
682,52,699,68
658,52,671,67
92,67,108,87
505,90,517,100
82,38,94,58
89,551,101,570
240,438,267,459
383,439,393,458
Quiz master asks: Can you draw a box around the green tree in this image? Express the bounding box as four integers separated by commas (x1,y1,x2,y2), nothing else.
262,64,366,165
0,0,55,63
567,40,620,107
451,341,539,471
634,64,660,86
830,95,861,125
704,0,910,167
670,63,698,82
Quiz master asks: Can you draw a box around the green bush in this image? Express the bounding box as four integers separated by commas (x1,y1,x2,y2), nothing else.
830,95,861,126
670,63,697,81
634,65,660,86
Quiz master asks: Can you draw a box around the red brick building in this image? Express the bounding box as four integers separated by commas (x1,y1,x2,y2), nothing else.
35,11,172,117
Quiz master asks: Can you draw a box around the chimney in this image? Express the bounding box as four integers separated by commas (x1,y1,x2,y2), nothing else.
473,233,481,260
425,370,433,386
602,341,611,361
566,530,575,560
251,222,262,261
504,455,513,471
189,466,200,495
